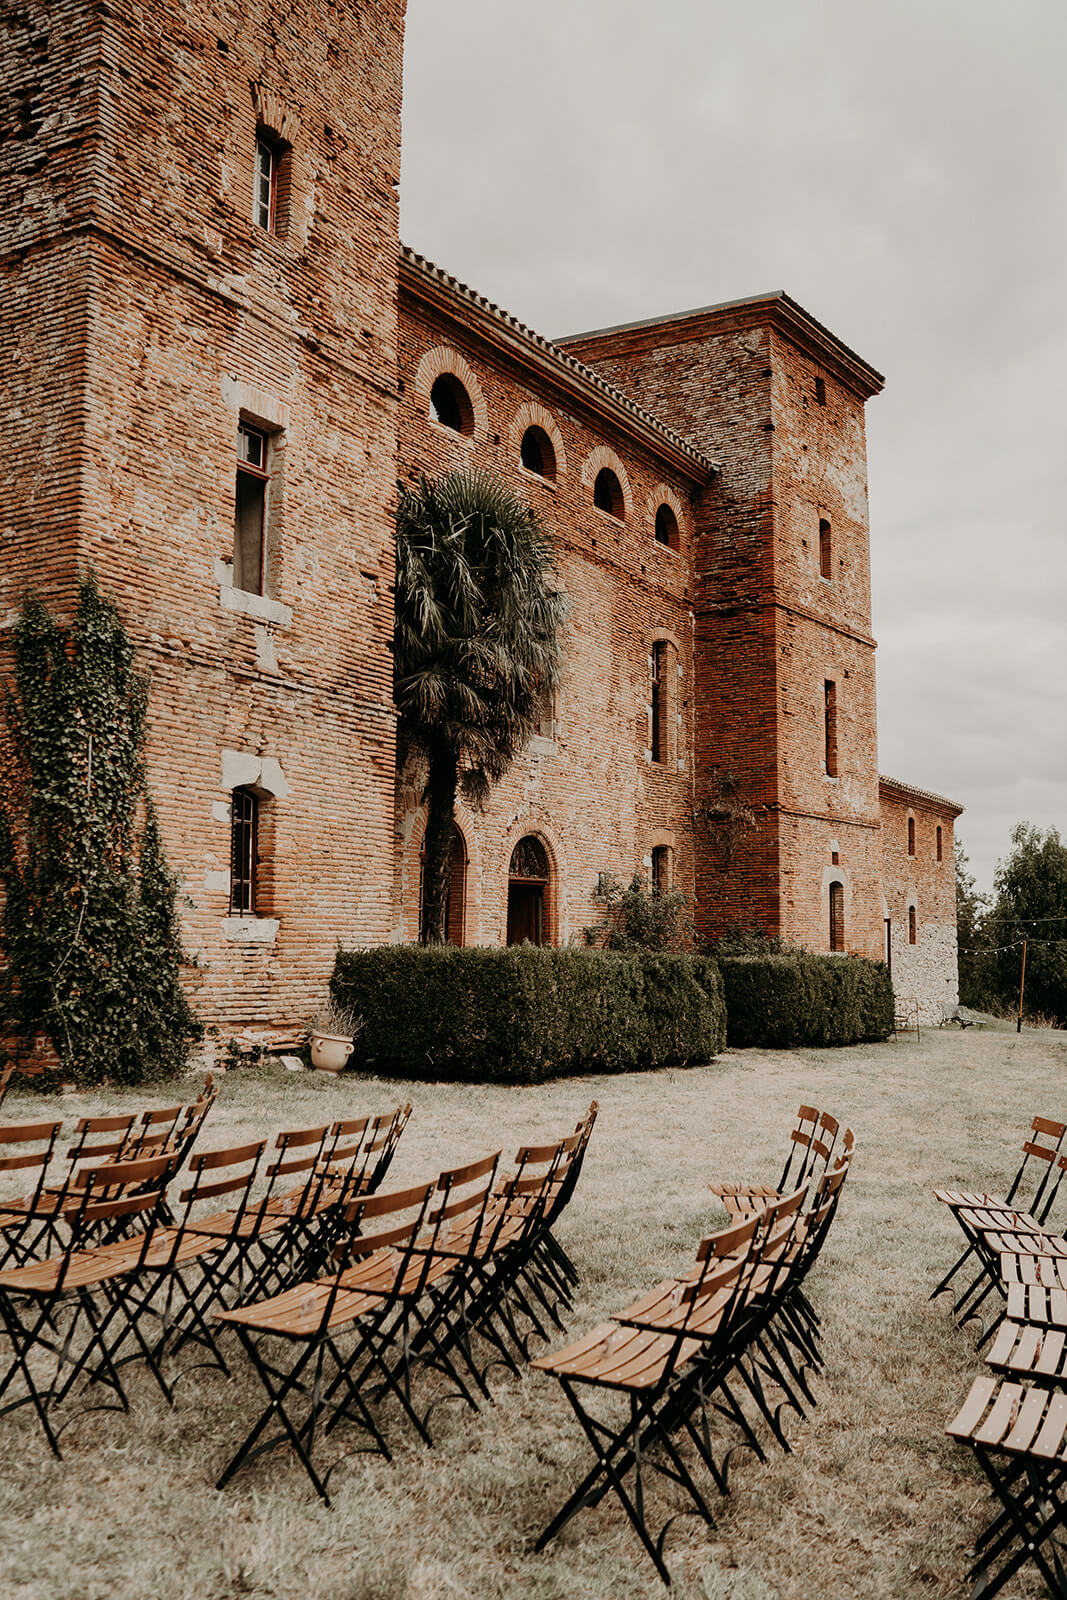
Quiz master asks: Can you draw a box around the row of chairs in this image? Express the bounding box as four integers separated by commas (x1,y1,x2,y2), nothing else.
532,1107,854,1586
0,1096,411,1456
937,1114,1067,1596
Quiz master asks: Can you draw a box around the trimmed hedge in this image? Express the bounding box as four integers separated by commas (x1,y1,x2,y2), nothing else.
331,945,726,1083
717,951,894,1049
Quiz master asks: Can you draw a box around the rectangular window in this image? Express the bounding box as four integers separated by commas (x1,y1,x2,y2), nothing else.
936,825,943,862
230,788,258,914
254,137,277,232
909,905,917,945
234,423,269,595
907,816,915,856
651,846,671,896
651,643,670,764
829,882,844,952
824,680,838,777
819,519,832,580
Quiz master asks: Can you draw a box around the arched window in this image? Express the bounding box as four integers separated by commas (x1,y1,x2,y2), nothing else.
230,787,259,914
909,904,917,945
654,504,679,550
829,881,844,952
520,425,556,481
651,846,671,896
430,374,474,436
907,816,915,856
419,825,467,945
593,467,624,519
507,835,550,946
819,518,832,580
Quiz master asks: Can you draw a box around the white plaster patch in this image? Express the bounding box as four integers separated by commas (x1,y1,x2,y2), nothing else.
254,625,279,673
218,585,292,627
204,869,231,894
212,800,232,824
221,750,261,791
259,757,291,799
220,916,280,944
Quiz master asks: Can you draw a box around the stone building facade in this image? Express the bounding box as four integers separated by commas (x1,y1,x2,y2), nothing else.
1,0,962,1039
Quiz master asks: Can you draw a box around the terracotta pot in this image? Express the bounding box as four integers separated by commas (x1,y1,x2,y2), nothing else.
310,1032,355,1073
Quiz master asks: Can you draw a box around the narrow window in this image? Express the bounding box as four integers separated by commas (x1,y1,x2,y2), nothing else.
907,816,915,856
819,518,832,580
654,504,679,549
520,426,556,480
253,136,278,232
651,846,671,896
230,787,258,914
593,467,624,519
651,643,669,764
419,825,467,945
936,825,943,862
430,374,474,435
909,905,917,945
824,680,838,777
815,376,826,405
532,683,555,740
234,423,269,595
829,882,844,952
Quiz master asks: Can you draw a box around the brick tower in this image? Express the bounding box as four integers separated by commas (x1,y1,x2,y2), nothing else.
561,294,887,958
1,0,408,1033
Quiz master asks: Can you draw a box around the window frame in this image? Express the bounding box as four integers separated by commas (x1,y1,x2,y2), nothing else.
824,679,838,778
253,135,279,233
651,642,669,765
829,880,845,952
234,421,270,597
819,518,832,581
229,787,259,915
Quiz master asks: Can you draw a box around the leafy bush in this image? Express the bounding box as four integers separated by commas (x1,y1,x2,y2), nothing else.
583,872,694,951
0,580,202,1085
330,945,725,1083
718,951,894,1048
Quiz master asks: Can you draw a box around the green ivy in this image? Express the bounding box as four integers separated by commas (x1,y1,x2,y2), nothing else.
0,577,202,1085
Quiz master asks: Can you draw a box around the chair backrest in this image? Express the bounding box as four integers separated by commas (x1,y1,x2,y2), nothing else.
120,1103,187,1161
60,1153,175,1277
775,1104,843,1196
323,1102,412,1211
178,1138,269,1244
168,1074,219,1170
0,1119,64,1240
425,1151,501,1259
262,1124,332,1218
65,1113,139,1174
540,1101,598,1230
1002,1116,1067,1223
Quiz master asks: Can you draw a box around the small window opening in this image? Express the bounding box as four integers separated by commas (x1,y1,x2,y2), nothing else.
532,683,556,741
909,904,917,945
651,642,670,764
429,374,474,436
824,679,838,777
654,503,679,549
936,825,943,862
831,849,840,866
593,467,624,519
419,825,467,945
815,377,827,405
651,846,671,896
819,518,832,580
234,423,269,595
907,816,915,856
520,426,555,480
230,787,259,914
829,881,844,952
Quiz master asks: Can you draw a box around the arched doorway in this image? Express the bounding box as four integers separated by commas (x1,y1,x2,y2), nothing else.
507,835,550,946
419,824,467,944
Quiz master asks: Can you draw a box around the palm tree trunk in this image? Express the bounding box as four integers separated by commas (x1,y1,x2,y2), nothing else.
422,741,457,944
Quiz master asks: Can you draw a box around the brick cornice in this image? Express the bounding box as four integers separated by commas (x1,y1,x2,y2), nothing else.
558,291,885,403
879,775,964,817
694,594,877,650
399,247,717,486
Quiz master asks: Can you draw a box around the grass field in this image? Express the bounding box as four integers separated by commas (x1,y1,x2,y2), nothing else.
1,1025,1066,1600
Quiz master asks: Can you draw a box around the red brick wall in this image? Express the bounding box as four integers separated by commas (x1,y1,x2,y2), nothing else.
880,781,960,1020
1,0,407,1034
396,275,702,946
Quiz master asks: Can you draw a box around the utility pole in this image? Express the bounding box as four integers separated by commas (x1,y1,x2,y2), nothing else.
1017,939,1027,1033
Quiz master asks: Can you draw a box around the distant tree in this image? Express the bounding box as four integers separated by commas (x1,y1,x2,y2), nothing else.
393,470,566,944
0,578,202,1084
955,838,992,1008
985,824,1067,1026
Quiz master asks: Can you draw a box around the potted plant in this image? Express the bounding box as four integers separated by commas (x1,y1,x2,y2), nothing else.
308,1000,362,1074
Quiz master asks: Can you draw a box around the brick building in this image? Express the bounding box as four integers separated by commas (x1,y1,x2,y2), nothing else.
1,0,962,1039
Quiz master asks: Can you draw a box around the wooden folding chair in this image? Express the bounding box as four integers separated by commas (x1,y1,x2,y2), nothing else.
0,1153,174,1456
932,1116,1067,1320
947,1374,1067,1599
709,1105,841,1220
0,1118,65,1268
214,1178,439,1502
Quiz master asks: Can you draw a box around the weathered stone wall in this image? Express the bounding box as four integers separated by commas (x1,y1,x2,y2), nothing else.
396,262,705,946
1,0,407,1033
880,780,961,1022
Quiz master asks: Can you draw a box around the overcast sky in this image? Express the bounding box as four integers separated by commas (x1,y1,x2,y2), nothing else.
399,0,1066,896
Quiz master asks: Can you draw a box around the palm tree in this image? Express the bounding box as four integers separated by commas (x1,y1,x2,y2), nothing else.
394,469,566,944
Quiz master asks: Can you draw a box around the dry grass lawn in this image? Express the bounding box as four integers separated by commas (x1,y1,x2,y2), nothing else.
2,1026,1067,1599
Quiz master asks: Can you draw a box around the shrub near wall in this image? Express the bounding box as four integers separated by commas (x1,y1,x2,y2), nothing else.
718,952,894,1049
331,946,726,1083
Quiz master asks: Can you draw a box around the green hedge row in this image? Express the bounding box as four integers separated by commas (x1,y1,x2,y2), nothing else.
331,945,726,1083
717,951,894,1049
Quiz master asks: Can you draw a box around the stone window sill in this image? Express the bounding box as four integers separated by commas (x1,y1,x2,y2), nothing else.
213,561,292,626
221,916,280,945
